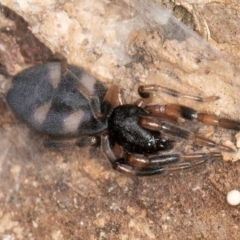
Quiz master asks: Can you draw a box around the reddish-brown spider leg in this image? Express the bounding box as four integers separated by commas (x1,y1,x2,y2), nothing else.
136,84,218,123
139,84,240,128
101,135,221,176
139,116,235,152
102,85,125,111
100,85,126,121
138,84,219,102
145,104,240,131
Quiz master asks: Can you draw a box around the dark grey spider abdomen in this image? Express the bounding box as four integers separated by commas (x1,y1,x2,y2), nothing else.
7,62,107,137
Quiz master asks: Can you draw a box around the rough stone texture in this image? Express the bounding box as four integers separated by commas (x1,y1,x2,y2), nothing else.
1,1,240,239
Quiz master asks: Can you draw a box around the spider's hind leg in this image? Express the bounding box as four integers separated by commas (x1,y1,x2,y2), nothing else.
44,136,100,149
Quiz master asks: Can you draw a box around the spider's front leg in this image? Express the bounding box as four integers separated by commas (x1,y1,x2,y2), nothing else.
135,84,239,152
138,84,240,131
145,104,240,131
101,135,221,176
138,84,218,103
139,115,234,152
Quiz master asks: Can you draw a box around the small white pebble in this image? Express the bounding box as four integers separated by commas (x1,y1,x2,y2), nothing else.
227,190,240,206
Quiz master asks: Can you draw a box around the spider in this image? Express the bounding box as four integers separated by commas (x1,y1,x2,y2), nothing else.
6,61,240,176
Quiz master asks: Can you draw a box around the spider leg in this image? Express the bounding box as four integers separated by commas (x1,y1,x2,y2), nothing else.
139,115,234,152
145,104,240,131
136,84,219,122
101,85,125,117
138,84,218,102
44,136,100,148
101,135,221,176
